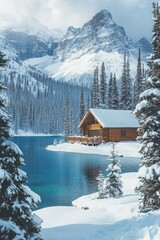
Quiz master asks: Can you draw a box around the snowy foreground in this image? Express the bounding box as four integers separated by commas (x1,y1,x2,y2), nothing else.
35,172,160,240
34,142,160,240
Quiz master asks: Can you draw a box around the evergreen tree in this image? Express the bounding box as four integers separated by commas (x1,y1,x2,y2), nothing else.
142,64,146,80
64,96,71,138
99,62,107,108
108,73,113,109
133,48,142,107
126,56,132,109
0,52,42,239
104,143,123,198
69,108,73,136
91,67,99,108
111,74,119,109
96,171,105,199
134,2,160,211
120,52,128,109
79,85,85,122
86,94,90,112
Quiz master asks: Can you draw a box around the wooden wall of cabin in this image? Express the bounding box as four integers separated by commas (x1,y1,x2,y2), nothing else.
81,127,138,142
108,128,138,142
101,129,109,142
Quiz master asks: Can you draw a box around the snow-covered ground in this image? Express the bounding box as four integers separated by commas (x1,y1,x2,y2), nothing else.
35,172,160,240
34,141,160,239
46,141,141,158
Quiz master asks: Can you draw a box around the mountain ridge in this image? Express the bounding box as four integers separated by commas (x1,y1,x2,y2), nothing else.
0,9,152,85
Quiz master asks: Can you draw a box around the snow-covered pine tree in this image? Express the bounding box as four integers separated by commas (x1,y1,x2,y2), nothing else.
69,108,73,136
86,94,90,112
104,143,123,198
99,62,107,108
133,48,143,108
96,171,105,199
0,52,42,239
134,2,160,211
64,96,71,138
91,67,99,108
111,74,119,109
108,73,113,109
120,52,127,109
142,64,146,80
126,55,132,110
79,85,85,122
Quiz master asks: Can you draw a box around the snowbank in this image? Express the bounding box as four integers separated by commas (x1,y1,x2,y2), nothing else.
35,172,160,240
46,141,141,158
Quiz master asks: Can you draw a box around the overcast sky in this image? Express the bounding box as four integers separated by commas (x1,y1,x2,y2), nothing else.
0,0,155,40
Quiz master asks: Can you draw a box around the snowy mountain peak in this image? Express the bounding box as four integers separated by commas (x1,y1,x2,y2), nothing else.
89,9,113,25
0,9,152,86
22,9,151,84
56,9,131,61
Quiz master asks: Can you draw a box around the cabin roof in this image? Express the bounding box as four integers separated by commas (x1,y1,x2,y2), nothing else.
79,108,139,128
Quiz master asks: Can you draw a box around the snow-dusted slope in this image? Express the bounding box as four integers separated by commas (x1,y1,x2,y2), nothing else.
0,32,46,95
24,9,151,85
25,51,137,84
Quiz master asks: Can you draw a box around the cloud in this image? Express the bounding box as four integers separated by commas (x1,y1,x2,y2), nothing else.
0,0,153,40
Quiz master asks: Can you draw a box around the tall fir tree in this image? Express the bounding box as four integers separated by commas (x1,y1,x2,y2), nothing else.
79,85,85,123
104,143,123,198
91,67,99,108
134,2,160,211
111,74,119,109
99,62,107,108
86,94,90,112
108,73,113,109
126,55,132,109
133,48,143,107
120,52,128,109
142,64,146,80
0,52,42,239
64,96,71,138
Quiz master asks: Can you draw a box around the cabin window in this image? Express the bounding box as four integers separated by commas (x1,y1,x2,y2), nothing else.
120,129,126,137
88,130,100,137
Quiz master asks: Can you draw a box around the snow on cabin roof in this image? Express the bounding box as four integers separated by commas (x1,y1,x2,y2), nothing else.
79,109,139,128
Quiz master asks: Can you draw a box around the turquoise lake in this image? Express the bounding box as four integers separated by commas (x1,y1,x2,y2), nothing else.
11,136,140,209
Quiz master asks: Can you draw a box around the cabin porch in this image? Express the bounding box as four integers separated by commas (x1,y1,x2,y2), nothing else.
67,136,104,145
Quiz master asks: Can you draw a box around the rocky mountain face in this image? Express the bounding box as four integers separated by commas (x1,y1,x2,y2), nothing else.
3,30,58,60
57,9,134,60
0,9,152,85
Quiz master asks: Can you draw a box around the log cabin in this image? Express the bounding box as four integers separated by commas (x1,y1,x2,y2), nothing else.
79,108,139,142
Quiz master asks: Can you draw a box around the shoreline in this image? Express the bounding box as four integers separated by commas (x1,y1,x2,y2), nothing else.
46,141,141,158
10,133,63,137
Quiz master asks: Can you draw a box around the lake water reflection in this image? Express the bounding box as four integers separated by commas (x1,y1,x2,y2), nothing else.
10,136,140,209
